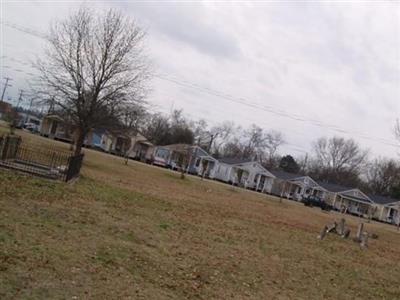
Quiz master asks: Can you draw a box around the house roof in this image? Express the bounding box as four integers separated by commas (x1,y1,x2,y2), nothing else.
43,114,65,122
340,194,372,204
368,194,400,205
105,129,140,139
218,157,253,165
137,140,153,146
163,143,192,152
194,146,210,157
317,181,354,193
162,144,216,160
270,170,304,180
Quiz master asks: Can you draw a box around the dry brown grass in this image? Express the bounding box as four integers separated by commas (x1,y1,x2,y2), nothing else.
1,126,400,299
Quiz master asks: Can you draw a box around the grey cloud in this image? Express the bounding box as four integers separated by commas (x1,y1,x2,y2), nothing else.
119,3,241,59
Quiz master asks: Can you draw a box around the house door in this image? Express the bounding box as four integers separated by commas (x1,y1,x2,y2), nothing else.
259,175,266,191
50,121,58,135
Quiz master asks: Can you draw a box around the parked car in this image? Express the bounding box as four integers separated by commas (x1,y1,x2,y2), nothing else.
23,122,40,133
302,195,332,211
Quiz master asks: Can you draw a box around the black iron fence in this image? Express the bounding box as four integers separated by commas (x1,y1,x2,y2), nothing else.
0,134,84,181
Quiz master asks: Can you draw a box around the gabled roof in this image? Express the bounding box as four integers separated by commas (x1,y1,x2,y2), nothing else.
43,114,65,122
194,146,210,157
270,170,304,180
194,148,217,162
341,194,372,204
317,181,354,193
218,157,253,165
270,171,326,190
218,159,274,177
369,194,400,205
163,143,193,152
105,129,143,140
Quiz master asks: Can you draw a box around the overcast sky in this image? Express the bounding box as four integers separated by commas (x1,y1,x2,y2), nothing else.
1,1,399,158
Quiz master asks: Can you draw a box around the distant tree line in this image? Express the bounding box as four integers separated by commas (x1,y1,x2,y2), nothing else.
136,108,399,199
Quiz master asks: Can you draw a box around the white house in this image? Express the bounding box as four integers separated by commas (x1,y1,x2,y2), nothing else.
98,131,154,160
150,144,218,178
269,171,327,201
214,158,275,192
188,146,218,178
368,194,400,224
318,182,373,217
40,114,75,142
127,133,154,162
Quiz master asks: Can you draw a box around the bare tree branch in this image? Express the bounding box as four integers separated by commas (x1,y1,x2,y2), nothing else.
34,7,150,155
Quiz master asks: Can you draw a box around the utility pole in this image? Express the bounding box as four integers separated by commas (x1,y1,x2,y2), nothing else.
25,97,34,123
1,77,13,102
16,90,24,108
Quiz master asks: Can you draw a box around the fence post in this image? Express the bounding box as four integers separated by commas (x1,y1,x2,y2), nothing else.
1,135,9,160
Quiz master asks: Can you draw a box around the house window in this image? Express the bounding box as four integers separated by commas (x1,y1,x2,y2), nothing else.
195,158,201,167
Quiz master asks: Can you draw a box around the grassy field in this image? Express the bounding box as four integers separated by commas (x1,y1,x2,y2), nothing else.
1,124,400,299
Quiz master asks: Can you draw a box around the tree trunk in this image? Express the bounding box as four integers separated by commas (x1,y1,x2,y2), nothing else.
74,128,86,156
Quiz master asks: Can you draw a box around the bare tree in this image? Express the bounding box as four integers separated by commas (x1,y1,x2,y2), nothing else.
223,139,244,158
142,113,171,145
35,7,149,155
169,110,194,145
143,110,194,146
297,153,309,174
190,119,210,146
171,144,192,180
264,130,284,168
217,124,284,164
119,102,148,164
310,136,368,186
242,125,265,160
209,121,237,157
365,158,400,196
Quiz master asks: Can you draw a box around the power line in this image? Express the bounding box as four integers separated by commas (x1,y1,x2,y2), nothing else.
0,20,48,40
154,74,399,148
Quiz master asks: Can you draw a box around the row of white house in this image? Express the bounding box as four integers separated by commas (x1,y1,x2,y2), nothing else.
38,115,400,226
150,144,400,226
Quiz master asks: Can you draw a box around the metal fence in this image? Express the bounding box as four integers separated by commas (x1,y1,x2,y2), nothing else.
0,134,84,181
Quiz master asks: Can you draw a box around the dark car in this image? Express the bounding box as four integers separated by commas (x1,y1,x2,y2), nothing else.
302,195,332,211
